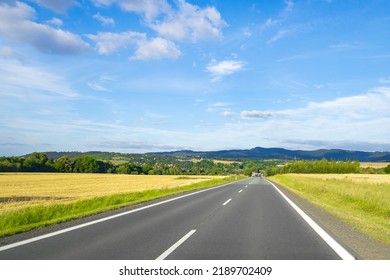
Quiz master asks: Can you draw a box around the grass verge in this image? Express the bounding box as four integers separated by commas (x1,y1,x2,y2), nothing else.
269,174,390,245
0,175,244,237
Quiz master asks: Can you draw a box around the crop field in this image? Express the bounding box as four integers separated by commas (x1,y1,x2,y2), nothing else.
0,173,235,236
360,162,390,169
269,174,390,245
188,158,241,164
0,173,220,210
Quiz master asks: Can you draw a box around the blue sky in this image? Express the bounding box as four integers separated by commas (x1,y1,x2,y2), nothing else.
0,0,389,156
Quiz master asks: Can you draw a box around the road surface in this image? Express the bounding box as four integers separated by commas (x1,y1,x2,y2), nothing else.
0,177,355,259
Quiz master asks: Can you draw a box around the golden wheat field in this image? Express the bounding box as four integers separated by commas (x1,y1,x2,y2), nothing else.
285,173,390,183
360,162,390,169
0,173,223,212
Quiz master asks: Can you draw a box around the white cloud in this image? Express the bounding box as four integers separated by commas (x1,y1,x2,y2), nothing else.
209,87,390,151
0,56,78,98
260,18,278,31
267,29,290,44
29,0,77,13
242,28,252,37
304,87,390,116
130,37,181,60
206,102,231,113
221,111,236,117
87,75,115,92
284,0,294,13
93,13,115,27
210,102,230,107
45,17,63,27
0,46,26,62
87,31,145,54
0,1,90,55
93,0,171,20
329,42,362,49
87,82,110,92
240,110,273,119
0,46,14,58
93,0,226,42
206,59,245,81
150,0,227,42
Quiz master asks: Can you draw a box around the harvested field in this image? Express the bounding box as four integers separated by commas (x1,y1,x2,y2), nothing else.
360,162,390,169
0,173,235,236
0,173,222,211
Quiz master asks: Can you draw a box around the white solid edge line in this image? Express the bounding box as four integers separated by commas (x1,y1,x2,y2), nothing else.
222,198,232,206
265,179,355,260
156,229,196,260
0,179,247,252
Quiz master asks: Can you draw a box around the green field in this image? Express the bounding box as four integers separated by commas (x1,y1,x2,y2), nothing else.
0,173,242,237
269,174,390,245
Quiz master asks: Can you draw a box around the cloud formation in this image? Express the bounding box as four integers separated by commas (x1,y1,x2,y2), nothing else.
0,1,90,55
91,0,226,59
87,31,145,54
216,87,390,150
0,56,78,98
130,37,181,60
150,0,227,42
29,0,77,13
93,0,226,42
206,59,245,81
0,0,226,61
240,110,273,119
93,13,115,27
93,0,171,20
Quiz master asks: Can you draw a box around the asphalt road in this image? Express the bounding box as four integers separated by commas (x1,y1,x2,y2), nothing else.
0,177,355,260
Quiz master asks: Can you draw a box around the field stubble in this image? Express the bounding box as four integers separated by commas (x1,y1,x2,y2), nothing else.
0,173,234,237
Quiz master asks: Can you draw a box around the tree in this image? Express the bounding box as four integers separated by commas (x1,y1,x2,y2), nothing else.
54,156,73,173
142,163,152,175
23,152,51,172
72,156,99,173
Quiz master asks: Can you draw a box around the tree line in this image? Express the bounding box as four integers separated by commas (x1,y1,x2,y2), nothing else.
0,152,248,175
265,159,368,175
1,153,389,175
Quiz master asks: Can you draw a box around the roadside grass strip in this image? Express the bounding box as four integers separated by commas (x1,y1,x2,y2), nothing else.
269,174,390,246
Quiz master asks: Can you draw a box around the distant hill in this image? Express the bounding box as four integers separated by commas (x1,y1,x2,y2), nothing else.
148,147,390,162
24,147,390,162
23,151,125,161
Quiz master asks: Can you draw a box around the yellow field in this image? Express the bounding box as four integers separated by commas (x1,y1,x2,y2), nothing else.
212,159,241,164
0,173,223,212
189,158,241,164
360,162,390,168
284,173,390,183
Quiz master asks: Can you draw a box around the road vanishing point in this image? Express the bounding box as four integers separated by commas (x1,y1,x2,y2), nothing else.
0,177,356,260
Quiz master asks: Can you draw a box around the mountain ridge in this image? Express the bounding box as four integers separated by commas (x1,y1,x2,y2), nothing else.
147,147,390,162
23,147,390,162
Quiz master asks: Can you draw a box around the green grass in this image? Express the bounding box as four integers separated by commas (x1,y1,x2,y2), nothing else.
0,176,244,237
269,174,390,245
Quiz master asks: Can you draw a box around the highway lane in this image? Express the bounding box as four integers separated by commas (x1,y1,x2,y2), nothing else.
165,177,341,259
0,177,354,260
